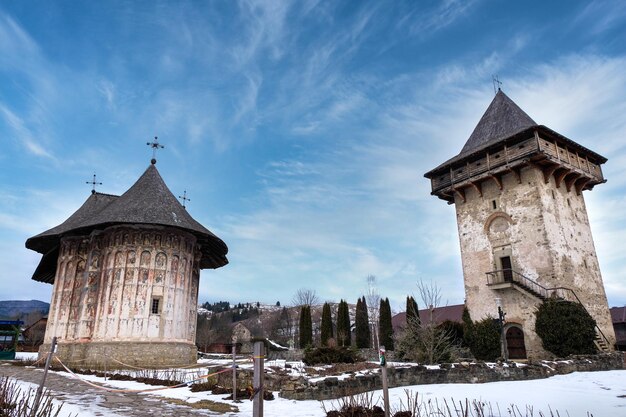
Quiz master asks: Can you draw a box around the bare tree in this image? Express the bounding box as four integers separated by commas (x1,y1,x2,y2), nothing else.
292,288,319,307
365,275,381,349
397,279,456,364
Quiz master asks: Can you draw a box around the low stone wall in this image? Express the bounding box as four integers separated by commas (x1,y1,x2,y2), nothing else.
278,353,624,400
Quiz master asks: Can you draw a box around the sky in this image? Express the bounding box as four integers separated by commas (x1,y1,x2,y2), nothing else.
1,0,625,312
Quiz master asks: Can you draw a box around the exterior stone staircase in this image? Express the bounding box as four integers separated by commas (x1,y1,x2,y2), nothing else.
486,269,612,352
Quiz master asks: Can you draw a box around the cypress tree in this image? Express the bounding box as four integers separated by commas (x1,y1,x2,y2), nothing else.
406,296,420,327
461,305,474,348
321,302,333,346
379,298,394,350
362,297,371,347
299,305,313,348
336,300,351,347
355,297,370,348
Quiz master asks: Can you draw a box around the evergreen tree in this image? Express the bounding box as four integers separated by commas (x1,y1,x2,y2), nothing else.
461,305,474,348
355,297,371,348
321,302,333,346
379,298,394,350
336,300,351,347
535,299,597,356
299,305,313,348
406,296,420,327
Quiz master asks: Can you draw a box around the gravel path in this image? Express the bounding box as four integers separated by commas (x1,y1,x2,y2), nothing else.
0,363,220,416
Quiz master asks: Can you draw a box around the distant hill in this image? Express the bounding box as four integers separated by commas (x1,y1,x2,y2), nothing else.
0,300,49,322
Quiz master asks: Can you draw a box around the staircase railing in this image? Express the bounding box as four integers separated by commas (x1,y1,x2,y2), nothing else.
486,269,550,298
485,269,612,349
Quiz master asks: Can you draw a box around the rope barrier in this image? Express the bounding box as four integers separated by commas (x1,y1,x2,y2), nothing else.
105,356,207,370
104,354,253,371
53,356,233,394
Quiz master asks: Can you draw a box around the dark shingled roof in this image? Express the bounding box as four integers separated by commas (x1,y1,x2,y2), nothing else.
26,192,119,253
461,89,537,154
392,304,465,332
425,90,606,177
26,164,228,276
428,90,538,173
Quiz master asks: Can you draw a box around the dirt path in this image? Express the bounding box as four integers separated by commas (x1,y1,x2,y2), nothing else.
0,363,226,416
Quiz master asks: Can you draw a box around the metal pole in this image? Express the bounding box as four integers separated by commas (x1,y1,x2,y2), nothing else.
498,306,508,361
31,336,57,417
379,346,390,417
252,341,264,417
232,344,237,402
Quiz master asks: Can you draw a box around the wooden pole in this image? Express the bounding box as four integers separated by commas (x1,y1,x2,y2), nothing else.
31,336,57,417
252,341,264,417
232,344,237,402
379,346,390,417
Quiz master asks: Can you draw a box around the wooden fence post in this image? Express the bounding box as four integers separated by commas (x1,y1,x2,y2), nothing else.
232,344,237,402
252,340,264,417
31,336,57,417
379,345,390,417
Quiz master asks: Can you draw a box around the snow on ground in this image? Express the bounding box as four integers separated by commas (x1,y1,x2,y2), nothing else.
15,352,39,361
8,365,626,417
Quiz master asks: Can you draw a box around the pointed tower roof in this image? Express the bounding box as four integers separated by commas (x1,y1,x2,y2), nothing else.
26,164,228,272
426,89,539,174
461,89,537,154
424,89,607,203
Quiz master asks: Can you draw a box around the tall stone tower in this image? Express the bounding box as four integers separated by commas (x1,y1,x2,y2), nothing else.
26,162,228,368
424,89,616,358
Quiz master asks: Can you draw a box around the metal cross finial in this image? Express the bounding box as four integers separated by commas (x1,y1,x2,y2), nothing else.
178,190,190,209
492,75,502,95
86,173,102,194
146,136,164,164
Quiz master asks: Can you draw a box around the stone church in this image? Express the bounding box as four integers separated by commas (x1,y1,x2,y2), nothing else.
425,89,616,359
26,160,228,368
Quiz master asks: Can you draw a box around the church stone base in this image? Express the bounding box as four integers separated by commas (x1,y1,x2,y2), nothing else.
39,341,197,370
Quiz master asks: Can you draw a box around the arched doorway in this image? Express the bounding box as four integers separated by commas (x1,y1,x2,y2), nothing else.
506,326,527,359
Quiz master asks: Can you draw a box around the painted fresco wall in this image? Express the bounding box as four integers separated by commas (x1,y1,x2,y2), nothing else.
42,225,201,367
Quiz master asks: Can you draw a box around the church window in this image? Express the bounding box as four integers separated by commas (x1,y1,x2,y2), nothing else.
151,298,161,315
492,200,497,210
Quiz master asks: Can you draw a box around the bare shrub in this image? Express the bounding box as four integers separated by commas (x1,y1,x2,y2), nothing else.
0,376,70,417
322,389,588,417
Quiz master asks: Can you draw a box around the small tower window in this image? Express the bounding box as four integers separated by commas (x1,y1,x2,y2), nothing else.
551,190,555,199
492,200,497,210
151,298,161,315
567,198,571,207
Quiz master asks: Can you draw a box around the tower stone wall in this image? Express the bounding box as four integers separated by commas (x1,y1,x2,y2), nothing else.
456,165,615,358
41,225,201,368
426,90,616,359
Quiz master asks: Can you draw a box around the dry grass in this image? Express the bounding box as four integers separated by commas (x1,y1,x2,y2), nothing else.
165,398,238,413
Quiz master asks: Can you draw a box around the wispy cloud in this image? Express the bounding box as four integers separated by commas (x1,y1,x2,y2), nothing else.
573,0,626,35
400,0,479,37
0,104,53,158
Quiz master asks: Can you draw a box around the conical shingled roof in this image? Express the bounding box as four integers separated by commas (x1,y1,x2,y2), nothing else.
461,89,537,154
26,164,228,272
26,192,119,253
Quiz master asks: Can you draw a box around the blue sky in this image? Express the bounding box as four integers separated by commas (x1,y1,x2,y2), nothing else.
1,0,625,311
